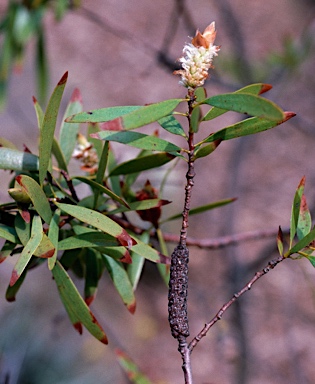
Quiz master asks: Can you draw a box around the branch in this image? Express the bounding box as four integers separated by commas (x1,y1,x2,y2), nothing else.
163,227,290,249
188,254,285,352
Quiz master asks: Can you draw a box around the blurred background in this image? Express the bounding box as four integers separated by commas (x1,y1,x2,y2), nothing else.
1,0,315,383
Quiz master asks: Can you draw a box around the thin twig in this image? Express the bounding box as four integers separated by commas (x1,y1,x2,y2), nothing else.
188,254,285,352
163,227,290,249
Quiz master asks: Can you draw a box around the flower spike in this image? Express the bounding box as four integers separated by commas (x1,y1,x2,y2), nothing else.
174,22,220,89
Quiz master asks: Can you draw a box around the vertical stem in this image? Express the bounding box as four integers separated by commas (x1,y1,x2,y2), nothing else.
168,89,196,383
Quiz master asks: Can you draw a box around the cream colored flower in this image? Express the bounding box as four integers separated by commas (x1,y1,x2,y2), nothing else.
174,22,220,89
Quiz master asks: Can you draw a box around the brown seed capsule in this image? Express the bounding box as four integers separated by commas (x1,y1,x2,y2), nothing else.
168,244,189,338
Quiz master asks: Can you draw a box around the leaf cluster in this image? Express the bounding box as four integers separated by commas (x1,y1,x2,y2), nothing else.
0,72,294,344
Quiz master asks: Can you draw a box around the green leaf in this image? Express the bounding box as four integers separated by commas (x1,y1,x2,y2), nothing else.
6,269,27,302
158,115,186,137
0,137,17,149
108,198,170,215
39,72,68,185
100,246,132,264
195,87,207,103
15,174,52,223
290,176,305,248
88,123,103,158
67,99,184,130
73,176,129,208
193,140,221,160
48,209,60,270
14,213,30,245
202,83,272,121
0,241,16,264
287,227,315,256
115,349,153,384
10,215,43,286
36,28,49,104
55,202,136,248
32,96,44,129
34,232,55,258
0,224,19,243
0,148,39,172
201,113,294,144
94,141,109,208
103,254,136,313
59,88,83,164
163,198,236,222
277,226,284,256
52,137,68,172
297,193,311,241
109,152,176,176
58,232,119,250
306,256,315,268
52,261,108,344
90,130,182,153
201,93,284,121
66,106,141,123
130,236,169,264
156,227,170,285
127,233,148,290
190,105,201,133
84,248,103,305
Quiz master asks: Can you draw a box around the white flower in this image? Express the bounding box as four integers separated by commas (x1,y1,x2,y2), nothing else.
174,22,220,89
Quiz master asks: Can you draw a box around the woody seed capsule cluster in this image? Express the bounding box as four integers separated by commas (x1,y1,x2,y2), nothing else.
168,244,190,338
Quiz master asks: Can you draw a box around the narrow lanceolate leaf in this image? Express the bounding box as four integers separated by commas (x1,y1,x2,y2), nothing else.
94,141,109,208
52,138,68,172
0,224,19,243
73,176,129,208
277,226,284,256
90,130,182,153
158,115,186,137
297,194,311,241
306,256,315,268
109,152,176,176
290,176,305,248
55,202,136,248
66,106,141,123
59,88,83,165
39,72,68,185
0,148,39,172
193,139,222,160
6,269,27,302
202,83,272,121
201,93,284,121
130,236,169,264
190,106,201,133
0,241,16,264
34,232,55,258
52,261,108,344
108,199,171,215
156,227,170,285
127,233,149,290
14,214,30,245
103,254,136,314
84,248,103,306
58,232,119,250
163,198,236,222
32,96,44,129
15,174,52,223
115,349,153,384
201,112,295,144
48,209,60,270
67,99,184,130
0,137,17,149
287,227,315,256
10,215,43,286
